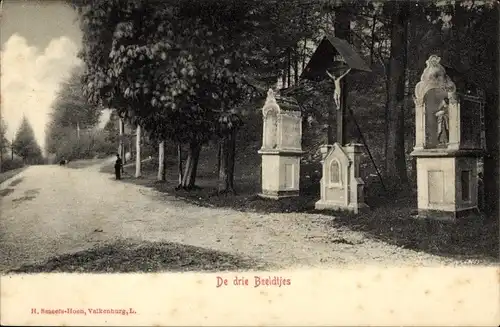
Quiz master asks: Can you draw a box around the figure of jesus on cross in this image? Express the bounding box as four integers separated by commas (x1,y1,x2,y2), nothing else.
326,67,351,110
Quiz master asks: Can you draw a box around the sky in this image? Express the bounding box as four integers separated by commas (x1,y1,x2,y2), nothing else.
1,0,109,152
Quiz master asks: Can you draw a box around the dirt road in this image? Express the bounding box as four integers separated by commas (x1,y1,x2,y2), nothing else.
0,163,461,273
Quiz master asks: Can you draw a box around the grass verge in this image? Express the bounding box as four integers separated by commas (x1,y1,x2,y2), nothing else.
9,240,271,274
0,167,26,185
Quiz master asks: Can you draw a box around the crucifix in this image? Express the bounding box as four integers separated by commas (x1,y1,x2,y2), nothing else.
326,67,351,110
326,66,351,146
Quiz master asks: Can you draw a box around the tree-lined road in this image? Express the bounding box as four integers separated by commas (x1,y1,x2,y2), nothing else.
0,163,460,273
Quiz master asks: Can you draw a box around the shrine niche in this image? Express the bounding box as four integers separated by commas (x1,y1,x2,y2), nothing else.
411,55,483,221
414,55,459,150
315,143,368,213
258,89,303,199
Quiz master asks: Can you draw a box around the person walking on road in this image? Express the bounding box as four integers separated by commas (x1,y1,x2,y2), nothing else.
114,153,123,180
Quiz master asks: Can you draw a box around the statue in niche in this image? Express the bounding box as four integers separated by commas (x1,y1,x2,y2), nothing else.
262,88,279,149
435,97,450,144
415,55,458,149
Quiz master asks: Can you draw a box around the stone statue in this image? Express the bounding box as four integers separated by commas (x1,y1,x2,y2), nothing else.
326,68,352,110
436,97,450,144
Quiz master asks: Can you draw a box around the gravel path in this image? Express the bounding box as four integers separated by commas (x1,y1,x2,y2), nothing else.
0,163,461,273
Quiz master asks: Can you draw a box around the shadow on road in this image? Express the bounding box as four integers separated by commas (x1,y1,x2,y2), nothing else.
8,178,24,187
8,240,271,274
0,188,14,197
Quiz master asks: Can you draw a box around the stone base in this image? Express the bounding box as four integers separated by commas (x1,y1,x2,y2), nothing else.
314,200,370,214
415,207,481,222
414,155,480,214
258,190,300,200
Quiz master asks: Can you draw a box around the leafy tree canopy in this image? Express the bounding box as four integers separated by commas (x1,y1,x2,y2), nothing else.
72,0,324,144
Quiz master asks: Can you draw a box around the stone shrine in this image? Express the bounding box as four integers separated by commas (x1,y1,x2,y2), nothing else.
410,55,483,220
258,89,303,199
314,143,369,213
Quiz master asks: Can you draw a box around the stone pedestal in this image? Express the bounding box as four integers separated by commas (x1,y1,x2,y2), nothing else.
410,55,483,221
258,89,304,199
412,150,481,221
315,143,369,213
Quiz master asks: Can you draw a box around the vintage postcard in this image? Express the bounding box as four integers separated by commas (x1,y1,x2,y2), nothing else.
1,0,499,325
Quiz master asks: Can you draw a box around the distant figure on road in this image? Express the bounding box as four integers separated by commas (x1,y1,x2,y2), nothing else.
59,157,68,166
115,153,123,180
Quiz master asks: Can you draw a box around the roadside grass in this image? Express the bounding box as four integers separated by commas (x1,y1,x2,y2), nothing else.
0,167,26,185
9,240,271,274
99,145,499,264
320,196,498,263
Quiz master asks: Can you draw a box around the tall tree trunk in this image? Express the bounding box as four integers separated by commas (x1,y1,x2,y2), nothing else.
484,91,499,221
217,141,222,181
118,118,124,167
383,40,390,164
181,141,201,189
482,5,500,221
135,125,141,178
287,48,292,87
302,38,308,71
218,130,238,195
157,141,166,181
294,46,300,85
370,15,377,65
385,2,409,187
176,143,184,189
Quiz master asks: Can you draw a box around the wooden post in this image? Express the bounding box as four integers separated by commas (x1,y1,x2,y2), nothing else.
336,92,347,146
135,125,141,178
334,8,351,146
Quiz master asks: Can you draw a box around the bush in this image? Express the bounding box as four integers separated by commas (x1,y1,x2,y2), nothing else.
2,157,24,172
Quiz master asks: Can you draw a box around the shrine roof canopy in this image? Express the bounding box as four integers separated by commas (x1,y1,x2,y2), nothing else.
301,35,372,81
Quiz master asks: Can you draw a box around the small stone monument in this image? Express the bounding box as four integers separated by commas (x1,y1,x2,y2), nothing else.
314,143,368,213
410,55,483,220
258,89,303,199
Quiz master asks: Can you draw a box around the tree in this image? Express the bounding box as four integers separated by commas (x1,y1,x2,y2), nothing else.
135,124,141,177
49,66,101,130
103,110,119,148
72,0,323,191
384,1,410,186
46,66,103,160
0,119,8,153
0,119,10,172
13,116,43,164
444,2,499,219
157,140,166,181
